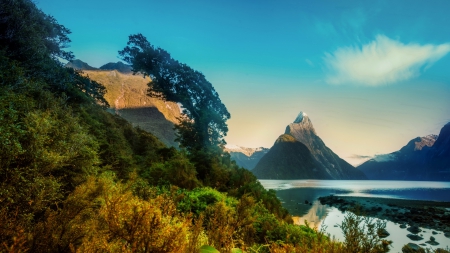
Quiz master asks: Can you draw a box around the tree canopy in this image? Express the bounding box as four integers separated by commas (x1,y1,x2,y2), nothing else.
0,0,108,107
119,34,230,153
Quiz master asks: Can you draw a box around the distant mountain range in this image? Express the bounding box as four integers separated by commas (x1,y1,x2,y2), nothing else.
66,59,132,74
224,145,269,170
252,112,367,180
358,123,450,181
66,59,97,70
65,59,181,147
99,61,133,74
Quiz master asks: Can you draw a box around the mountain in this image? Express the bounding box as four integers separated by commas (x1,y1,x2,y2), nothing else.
358,123,450,181
65,59,97,70
83,69,181,147
224,145,269,170
357,135,437,180
99,61,133,74
253,112,367,179
65,60,181,146
426,123,450,175
252,134,327,179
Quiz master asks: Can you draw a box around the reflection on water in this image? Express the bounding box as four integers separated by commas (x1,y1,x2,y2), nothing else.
261,180,450,201
320,207,450,253
260,180,450,253
291,201,329,228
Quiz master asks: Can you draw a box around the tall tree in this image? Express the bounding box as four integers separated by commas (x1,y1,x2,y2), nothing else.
0,0,108,107
119,34,230,154
0,0,73,62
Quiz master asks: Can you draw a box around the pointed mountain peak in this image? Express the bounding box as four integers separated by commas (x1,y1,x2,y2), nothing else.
293,111,308,123
286,111,316,136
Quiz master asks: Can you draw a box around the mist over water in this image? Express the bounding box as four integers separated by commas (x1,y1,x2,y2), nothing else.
259,180,450,253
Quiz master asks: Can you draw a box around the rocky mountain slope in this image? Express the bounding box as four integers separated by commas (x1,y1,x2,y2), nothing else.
224,145,269,170
65,60,181,147
253,112,367,179
86,70,181,147
252,134,326,179
358,123,450,181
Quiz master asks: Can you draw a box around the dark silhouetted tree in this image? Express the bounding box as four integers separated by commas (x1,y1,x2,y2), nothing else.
119,34,230,177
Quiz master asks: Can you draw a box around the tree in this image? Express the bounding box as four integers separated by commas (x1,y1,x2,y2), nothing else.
0,0,108,107
0,0,73,63
119,34,230,154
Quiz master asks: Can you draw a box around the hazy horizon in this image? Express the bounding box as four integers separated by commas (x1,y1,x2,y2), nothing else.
36,0,450,166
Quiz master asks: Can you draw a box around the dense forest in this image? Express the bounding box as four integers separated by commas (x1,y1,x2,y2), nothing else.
0,0,394,252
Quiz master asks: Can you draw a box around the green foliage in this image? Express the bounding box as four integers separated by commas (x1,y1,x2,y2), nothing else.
340,212,392,253
142,151,200,189
176,187,230,215
0,85,100,220
199,245,220,253
0,0,73,62
0,0,108,108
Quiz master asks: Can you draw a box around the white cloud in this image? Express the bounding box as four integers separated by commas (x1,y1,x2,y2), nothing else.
324,35,450,86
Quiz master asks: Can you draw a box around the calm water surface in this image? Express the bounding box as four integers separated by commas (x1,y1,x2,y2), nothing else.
259,180,450,253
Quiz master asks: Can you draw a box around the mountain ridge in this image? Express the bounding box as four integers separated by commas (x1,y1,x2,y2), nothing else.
358,123,450,181
224,144,269,170
65,59,133,74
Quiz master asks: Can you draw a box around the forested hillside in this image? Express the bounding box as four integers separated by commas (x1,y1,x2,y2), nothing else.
0,1,392,252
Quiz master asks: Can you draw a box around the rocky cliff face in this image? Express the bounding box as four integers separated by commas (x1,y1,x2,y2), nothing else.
253,112,367,180
252,134,323,179
358,123,450,181
224,145,269,170
85,69,181,147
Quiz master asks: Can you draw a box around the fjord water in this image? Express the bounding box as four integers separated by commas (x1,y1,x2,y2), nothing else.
259,180,450,253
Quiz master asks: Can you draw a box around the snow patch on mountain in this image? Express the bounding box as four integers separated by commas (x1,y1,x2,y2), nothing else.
224,144,268,157
293,111,308,123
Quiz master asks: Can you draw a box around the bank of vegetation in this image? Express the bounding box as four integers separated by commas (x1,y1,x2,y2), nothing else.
0,0,404,252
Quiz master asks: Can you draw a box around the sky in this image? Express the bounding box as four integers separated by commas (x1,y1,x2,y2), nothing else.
36,0,450,165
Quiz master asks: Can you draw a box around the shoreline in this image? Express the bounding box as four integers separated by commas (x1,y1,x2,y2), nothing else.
318,195,450,235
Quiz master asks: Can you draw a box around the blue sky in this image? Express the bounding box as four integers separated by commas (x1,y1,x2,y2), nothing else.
36,0,450,165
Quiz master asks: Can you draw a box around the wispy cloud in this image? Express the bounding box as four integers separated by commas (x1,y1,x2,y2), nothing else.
324,35,450,86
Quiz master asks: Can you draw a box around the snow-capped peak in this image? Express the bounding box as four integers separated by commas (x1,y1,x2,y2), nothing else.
224,144,268,157
293,111,308,123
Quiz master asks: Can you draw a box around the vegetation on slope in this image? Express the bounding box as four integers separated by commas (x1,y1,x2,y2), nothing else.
0,0,396,252
82,69,181,147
